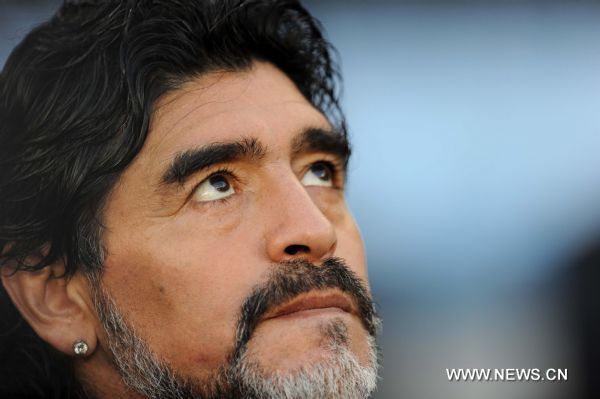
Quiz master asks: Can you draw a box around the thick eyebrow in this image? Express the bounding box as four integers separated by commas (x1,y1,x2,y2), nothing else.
161,137,266,185
291,127,351,167
160,127,349,187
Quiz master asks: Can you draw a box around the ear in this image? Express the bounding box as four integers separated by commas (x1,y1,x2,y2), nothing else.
1,263,98,357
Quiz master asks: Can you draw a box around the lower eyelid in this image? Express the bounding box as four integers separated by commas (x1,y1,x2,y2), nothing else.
190,193,236,210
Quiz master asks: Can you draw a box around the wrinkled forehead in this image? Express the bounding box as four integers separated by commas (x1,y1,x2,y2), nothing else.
144,61,332,158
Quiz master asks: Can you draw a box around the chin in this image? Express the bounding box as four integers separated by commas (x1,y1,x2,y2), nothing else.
229,317,380,399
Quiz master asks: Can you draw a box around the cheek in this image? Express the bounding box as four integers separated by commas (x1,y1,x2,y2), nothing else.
307,187,346,222
99,219,264,378
334,212,369,282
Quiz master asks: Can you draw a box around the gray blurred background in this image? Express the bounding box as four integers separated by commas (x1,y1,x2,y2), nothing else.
2,1,600,398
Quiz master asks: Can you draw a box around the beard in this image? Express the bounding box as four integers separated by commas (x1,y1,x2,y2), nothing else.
88,257,381,399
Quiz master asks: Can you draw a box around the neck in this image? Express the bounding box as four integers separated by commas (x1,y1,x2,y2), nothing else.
75,349,143,399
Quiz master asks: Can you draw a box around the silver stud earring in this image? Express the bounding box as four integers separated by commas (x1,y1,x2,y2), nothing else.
73,339,89,356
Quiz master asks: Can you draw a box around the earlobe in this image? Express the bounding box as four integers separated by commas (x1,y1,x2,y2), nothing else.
1,264,98,357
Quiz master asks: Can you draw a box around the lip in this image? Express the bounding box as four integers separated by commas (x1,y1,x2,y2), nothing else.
261,290,357,322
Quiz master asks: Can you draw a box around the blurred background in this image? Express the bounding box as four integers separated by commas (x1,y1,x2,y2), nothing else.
2,0,600,398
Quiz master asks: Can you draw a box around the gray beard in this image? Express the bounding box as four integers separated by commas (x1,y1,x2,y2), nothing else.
231,320,380,399
86,261,381,399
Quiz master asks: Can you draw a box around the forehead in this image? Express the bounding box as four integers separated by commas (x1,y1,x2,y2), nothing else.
143,61,330,159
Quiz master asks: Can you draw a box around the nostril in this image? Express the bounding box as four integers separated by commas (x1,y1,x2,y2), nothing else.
284,244,310,256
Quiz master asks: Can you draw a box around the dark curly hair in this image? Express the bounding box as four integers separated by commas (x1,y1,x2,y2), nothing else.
0,1,345,397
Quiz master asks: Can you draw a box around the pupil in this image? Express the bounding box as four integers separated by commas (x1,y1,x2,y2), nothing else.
313,163,330,180
209,175,230,192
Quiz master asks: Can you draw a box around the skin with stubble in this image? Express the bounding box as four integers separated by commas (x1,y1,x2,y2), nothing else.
69,61,379,398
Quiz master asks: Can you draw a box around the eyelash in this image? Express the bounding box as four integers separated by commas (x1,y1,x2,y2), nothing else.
311,159,345,189
188,167,238,206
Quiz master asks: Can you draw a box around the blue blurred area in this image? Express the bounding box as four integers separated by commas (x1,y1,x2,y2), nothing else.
3,1,600,398
304,1,600,291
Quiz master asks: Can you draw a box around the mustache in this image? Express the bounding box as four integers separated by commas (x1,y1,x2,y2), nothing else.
231,257,379,361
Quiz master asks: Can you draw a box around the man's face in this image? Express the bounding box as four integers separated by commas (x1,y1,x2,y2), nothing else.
91,61,378,397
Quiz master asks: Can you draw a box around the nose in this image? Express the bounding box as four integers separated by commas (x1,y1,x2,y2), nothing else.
263,173,337,264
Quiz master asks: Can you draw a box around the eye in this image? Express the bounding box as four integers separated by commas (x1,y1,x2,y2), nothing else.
301,162,334,187
192,172,235,202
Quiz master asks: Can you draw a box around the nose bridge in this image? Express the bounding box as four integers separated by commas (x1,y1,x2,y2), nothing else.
263,166,337,263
